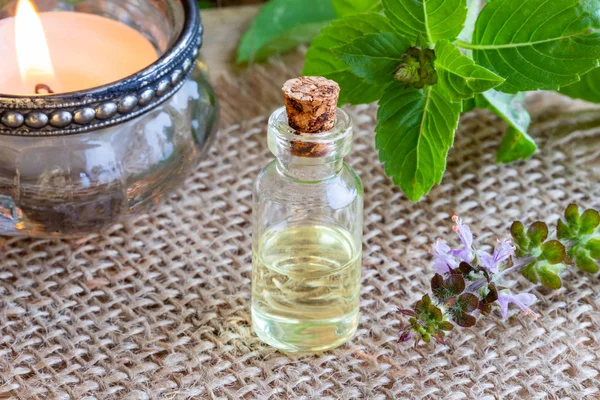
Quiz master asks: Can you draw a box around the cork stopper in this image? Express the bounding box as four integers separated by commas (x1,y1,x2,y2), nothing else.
282,76,340,133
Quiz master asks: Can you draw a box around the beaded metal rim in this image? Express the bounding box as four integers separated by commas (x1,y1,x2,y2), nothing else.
0,0,201,136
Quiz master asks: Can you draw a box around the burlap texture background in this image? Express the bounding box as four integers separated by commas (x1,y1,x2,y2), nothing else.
0,56,599,399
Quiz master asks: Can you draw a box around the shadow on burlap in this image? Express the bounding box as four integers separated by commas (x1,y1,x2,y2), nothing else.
0,54,599,399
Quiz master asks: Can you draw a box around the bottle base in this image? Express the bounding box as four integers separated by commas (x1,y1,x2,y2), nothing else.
252,306,359,353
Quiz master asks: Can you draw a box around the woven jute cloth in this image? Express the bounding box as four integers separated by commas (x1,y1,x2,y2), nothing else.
1,56,600,399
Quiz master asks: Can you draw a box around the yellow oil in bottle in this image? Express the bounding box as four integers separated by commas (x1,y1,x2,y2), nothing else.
251,223,361,352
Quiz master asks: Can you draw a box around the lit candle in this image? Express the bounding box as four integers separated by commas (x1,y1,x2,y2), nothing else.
0,0,158,95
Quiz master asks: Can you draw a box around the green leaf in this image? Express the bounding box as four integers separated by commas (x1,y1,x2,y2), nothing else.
465,0,600,93
415,294,443,322
478,91,530,135
557,219,573,241
539,268,562,290
522,260,564,289
334,32,411,84
512,220,568,276
375,84,461,201
573,249,600,273
497,127,537,164
430,307,443,323
586,239,600,260
439,321,454,331
565,204,581,226
332,0,382,17
330,71,389,105
527,222,548,247
510,221,527,249
558,204,600,273
541,240,566,264
303,13,396,105
434,40,504,102
462,98,477,113
477,90,536,163
558,204,599,239
521,262,538,284
382,0,468,43
237,0,335,63
560,67,600,103
580,209,600,235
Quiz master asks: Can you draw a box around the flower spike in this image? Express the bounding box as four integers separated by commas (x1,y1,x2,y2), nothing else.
399,204,596,347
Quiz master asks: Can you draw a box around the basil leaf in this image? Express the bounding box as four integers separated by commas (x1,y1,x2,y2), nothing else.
332,0,382,17
462,98,477,113
496,127,537,164
322,71,387,105
435,39,504,102
376,84,461,201
560,67,600,103
478,91,530,135
477,90,536,163
467,0,600,93
303,13,396,105
334,32,411,85
237,0,335,63
382,0,468,43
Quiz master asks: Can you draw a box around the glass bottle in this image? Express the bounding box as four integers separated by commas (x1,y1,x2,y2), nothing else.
252,106,363,352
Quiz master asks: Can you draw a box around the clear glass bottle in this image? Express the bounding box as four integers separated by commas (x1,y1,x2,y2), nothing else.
252,106,363,352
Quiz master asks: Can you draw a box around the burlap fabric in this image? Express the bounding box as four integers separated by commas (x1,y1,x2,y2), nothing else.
1,56,599,399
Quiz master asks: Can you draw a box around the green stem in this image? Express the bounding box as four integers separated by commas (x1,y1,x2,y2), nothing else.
456,40,475,50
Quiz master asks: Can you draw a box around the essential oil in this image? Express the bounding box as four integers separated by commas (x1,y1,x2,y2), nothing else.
251,77,363,352
252,223,361,352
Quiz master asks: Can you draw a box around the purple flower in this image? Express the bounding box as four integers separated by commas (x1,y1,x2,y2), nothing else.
451,216,474,263
477,239,514,274
497,290,537,319
432,239,457,274
398,330,415,343
432,216,477,274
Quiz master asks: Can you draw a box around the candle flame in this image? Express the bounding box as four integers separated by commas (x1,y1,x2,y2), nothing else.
15,0,56,91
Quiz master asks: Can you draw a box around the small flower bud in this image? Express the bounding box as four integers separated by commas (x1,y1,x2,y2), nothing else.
394,54,421,86
393,46,438,89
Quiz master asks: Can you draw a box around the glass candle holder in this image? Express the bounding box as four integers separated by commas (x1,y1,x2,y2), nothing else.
0,0,218,237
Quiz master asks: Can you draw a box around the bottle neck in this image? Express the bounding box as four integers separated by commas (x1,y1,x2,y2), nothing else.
268,107,353,183
276,157,344,182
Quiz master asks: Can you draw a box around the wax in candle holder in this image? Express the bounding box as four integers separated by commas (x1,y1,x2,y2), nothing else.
0,7,158,94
